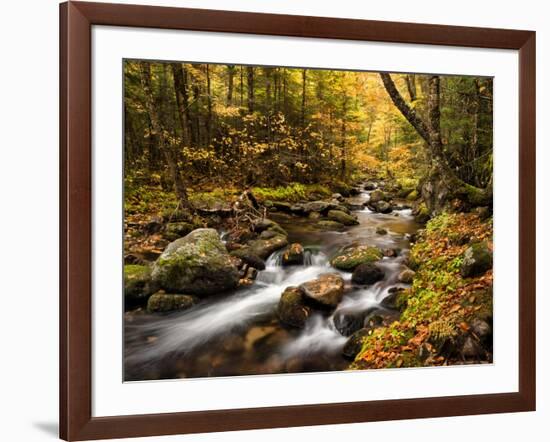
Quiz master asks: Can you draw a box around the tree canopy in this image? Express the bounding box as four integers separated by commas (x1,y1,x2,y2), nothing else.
124,60,492,214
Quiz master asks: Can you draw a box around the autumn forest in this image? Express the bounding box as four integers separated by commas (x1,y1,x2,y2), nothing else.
124,60,494,380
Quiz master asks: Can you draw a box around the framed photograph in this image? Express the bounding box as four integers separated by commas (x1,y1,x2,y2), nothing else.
60,1,536,440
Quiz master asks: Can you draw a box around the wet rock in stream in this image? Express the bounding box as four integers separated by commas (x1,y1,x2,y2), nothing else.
278,287,312,328
147,292,198,313
282,243,305,266
152,228,240,296
330,245,383,271
300,273,345,308
351,263,385,285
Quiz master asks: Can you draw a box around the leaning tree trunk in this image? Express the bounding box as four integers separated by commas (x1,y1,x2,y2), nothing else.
379,73,491,213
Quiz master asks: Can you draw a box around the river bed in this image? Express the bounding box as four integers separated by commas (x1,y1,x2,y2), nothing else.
124,189,420,381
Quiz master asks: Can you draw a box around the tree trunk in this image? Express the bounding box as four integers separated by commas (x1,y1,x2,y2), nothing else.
240,66,244,107
340,94,348,179
247,66,254,113
301,69,307,128
405,74,417,102
205,65,213,147
139,62,192,211
227,65,235,105
170,63,190,146
380,73,491,212
265,67,272,111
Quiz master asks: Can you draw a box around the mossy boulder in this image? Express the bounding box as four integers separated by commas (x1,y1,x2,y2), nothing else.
327,210,359,226
300,273,345,308
163,222,195,241
152,228,239,296
317,220,346,231
302,200,333,214
252,219,287,237
331,181,353,197
124,264,155,300
369,189,388,204
246,234,288,260
282,243,305,266
331,245,383,271
372,201,392,214
278,286,311,328
147,292,198,313
461,241,492,277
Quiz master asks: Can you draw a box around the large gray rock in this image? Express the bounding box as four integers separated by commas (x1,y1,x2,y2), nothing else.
327,210,359,226
152,228,239,296
278,287,311,328
461,241,492,277
300,273,345,308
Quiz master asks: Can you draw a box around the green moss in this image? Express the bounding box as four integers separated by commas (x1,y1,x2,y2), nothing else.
163,222,194,241
396,177,419,190
331,246,383,271
460,183,491,206
252,183,331,203
189,188,236,209
414,203,431,223
406,190,419,201
124,264,153,299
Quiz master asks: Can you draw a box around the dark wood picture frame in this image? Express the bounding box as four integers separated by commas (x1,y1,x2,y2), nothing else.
60,1,536,440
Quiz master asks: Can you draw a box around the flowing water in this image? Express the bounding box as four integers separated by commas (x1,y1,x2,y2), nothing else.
124,187,420,381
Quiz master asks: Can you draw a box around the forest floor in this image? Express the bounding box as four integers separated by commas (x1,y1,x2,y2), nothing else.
124,180,359,261
350,211,493,370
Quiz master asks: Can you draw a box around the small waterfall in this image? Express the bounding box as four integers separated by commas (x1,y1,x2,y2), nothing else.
281,315,347,357
264,247,329,269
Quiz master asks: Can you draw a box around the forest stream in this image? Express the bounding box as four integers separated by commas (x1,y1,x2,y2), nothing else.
124,186,420,381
